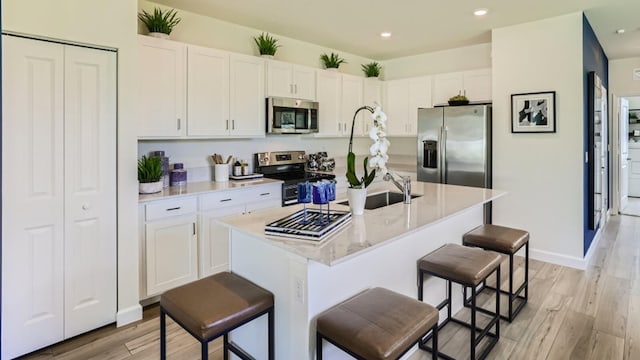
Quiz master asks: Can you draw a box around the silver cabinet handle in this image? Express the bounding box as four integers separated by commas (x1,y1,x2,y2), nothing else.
232,120,235,130
166,207,181,211
294,84,298,94
177,118,181,130
259,192,270,196
220,198,233,202
226,119,229,130
338,123,341,132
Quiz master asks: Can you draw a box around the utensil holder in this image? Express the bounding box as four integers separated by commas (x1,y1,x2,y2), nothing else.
214,164,229,182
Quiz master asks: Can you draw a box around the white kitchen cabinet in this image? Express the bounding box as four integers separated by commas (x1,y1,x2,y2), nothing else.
341,74,365,137
362,78,383,135
316,70,343,136
198,184,281,278
229,54,266,137
138,35,186,137
629,148,640,197
187,45,230,136
432,68,491,106
144,198,198,297
2,36,116,359
266,60,316,100
383,76,431,136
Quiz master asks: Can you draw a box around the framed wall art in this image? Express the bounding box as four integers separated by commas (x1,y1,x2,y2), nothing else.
511,91,556,133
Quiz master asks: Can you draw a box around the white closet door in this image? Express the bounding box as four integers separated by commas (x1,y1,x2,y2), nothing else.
63,45,117,338
1,35,65,359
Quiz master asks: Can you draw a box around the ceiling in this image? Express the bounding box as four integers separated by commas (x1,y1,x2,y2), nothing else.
152,0,640,60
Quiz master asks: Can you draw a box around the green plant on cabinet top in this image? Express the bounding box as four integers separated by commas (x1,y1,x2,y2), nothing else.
320,52,347,69
138,155,163,183
361,62,381,78
138,7,181,35
254,32,281,56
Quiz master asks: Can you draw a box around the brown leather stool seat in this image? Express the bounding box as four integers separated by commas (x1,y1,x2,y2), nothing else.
159,272,274,360
316,287,439,360
463,224,529,322
418,243,502,360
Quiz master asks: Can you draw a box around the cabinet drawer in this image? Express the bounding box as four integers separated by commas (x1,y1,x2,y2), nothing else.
146,197,197,221
244,184,281,202
199,190,246,211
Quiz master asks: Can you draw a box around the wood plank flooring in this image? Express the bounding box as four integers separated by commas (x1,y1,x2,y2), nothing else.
17,215,640,360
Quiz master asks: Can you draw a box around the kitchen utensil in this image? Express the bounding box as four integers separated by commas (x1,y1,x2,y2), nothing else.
226,155,233,164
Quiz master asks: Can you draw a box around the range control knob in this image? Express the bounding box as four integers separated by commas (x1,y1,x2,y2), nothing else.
298,154,304,160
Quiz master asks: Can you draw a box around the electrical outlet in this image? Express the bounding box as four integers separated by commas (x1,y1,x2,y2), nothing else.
294,277,305,304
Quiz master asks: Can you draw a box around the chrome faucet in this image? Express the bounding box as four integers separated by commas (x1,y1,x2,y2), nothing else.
383,173,412,204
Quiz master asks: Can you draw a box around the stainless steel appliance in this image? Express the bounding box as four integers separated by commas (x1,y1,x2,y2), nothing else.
255,151,335,206
417,105,492,220
266,97,319,134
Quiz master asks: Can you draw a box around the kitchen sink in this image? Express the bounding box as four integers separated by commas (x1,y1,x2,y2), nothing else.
337,191,422,210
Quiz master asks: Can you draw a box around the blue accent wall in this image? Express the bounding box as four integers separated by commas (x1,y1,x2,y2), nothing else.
583,14,608,255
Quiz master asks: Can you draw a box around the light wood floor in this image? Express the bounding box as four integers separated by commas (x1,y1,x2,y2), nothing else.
17,215,640,360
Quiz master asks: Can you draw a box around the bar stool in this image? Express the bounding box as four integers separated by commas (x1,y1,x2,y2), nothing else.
159,272,274,360
463,224,529,322
418,243,502,360
316,287,439,360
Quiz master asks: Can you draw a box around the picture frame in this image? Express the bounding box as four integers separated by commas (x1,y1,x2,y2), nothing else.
511,91,556,133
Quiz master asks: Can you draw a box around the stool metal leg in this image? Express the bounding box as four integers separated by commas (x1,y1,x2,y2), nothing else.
268,307,275,360
316,333,323,360
223,333,229,360
160,308,167,360
418,269,424,301
508,253,514,321
201,341,208,360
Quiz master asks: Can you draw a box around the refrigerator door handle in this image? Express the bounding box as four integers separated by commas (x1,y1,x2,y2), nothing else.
441,126,448,183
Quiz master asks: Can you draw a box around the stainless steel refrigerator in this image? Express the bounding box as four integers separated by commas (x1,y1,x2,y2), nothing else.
417,105,492,220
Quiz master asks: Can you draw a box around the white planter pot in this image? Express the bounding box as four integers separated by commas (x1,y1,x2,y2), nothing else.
260,54,275,59
139,181,163,194
148,32,169,40
325,68,339,72
347,187,367,215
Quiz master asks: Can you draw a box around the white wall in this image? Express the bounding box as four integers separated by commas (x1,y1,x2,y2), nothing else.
2,0,142,325
140,1,374,77
492,13,585,262
609,57,640,97
382,43,492,80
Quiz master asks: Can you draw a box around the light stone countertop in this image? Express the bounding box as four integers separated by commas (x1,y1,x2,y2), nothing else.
138,178,283,203
218,181,506,266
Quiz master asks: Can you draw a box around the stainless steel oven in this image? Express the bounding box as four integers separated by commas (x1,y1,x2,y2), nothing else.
254,151,335,206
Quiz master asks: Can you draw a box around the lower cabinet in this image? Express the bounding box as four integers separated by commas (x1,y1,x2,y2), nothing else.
139,183,281,299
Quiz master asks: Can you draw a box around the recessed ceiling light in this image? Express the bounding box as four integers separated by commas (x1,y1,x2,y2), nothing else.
616,29,625,34
380,32,392,38
474,9,488,16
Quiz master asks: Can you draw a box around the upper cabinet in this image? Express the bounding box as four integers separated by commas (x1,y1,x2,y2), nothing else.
138,36,186,137
384,76,432,136
362,78,383,135
316,70,343,136
138,36,265,139
432,68,492,106
341,74,365,137
266,60,316,100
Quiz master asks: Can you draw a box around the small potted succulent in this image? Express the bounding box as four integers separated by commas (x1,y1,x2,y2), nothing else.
320,52,347,70
138,7,181,39
361,62,381,78
448,92,469,106
254,32,281,58
138,155,164,194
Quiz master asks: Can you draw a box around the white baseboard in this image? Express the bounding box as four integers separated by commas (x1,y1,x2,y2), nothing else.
116,304,143,327
529,226,603,270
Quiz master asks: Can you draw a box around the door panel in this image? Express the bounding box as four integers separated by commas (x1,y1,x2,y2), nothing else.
620,98,629,209
63,45,117,338
2,35,65,359
443,106,489,188
229,54,264,136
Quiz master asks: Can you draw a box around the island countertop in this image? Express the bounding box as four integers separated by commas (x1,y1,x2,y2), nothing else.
218,181,506,266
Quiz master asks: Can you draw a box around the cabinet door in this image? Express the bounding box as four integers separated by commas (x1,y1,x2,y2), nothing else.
199,205,244,278
63,45,117,338
432,72,464,106
292,65,316,100
229,54,265,137
137,36,186,137
463,68,492,102
384,79,409,136
1,35,65,359
145,215,198,296
266,60,294,98
316,70,342,136
187,45,230,136
363,78,382,135
341,74,364,137
407,76,432,135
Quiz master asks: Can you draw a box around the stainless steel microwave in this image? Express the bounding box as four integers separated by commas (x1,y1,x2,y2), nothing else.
266,97,319,134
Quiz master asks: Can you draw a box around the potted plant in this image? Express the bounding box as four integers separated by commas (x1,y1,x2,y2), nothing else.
138,155,164,194
138,7,181,39
361,62,381,78
320,52,347,70
448,92,469,106
346,105,389,214
254,32,281,57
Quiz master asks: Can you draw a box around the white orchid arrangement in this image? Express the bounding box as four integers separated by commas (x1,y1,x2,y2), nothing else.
346,104,390,188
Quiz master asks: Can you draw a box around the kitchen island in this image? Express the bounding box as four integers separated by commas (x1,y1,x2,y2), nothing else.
218,181,505,359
